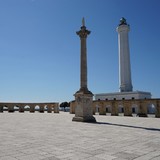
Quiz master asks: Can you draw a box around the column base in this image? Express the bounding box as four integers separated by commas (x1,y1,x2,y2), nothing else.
19,111,24,113
72,116,96,123
30,111,35,113
124,114,133,117
155,115,160,118
99,113,106,115
8,110,15,113
137,113,148,117
111,113,118,116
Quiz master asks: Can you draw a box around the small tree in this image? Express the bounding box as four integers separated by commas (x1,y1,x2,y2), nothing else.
60,102,69,111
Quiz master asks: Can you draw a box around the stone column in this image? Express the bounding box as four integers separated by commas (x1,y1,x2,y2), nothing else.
30,104,35,113
155,100,160,118
19,105,25,112
70,101,75,114
99,101,106,115
116,17,133,92
111,101,118,116
138,101,148,117
0,105,3,112
124,101,132,116
92,101,97,115
47,105,52,113
8,105,14,112
54,103,59,113
72,18,96,123
39,105,44,113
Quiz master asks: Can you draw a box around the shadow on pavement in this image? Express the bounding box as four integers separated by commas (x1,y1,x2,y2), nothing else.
96,122,160,132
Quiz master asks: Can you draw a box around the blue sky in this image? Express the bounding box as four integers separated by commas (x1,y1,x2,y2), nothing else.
0,0,160,103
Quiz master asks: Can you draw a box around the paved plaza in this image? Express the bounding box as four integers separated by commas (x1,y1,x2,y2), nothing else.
0,112,160,160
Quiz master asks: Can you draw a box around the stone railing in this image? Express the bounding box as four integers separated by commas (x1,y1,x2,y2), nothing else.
0,102,59,113
70,99,160,118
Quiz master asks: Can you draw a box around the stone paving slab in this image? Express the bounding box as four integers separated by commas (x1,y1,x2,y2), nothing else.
0,112,160,160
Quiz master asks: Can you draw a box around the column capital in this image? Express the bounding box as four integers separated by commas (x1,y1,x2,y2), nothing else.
76,26,91,38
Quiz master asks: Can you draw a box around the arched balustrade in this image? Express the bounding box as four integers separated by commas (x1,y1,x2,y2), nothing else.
70,99,160,118
0,102,59,113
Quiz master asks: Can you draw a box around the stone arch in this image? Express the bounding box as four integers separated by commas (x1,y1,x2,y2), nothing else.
117,101,124,115
3,105,8,111
96,104,99,113
118,104,124,113
106,104,111,113
35,105,40,112
44,105,48,112
13,105,19,112
131,103,138,115
24,105,30,112
147,103,156,114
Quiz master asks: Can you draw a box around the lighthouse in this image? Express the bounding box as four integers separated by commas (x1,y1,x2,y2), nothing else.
116,17,133,92
95,18,151,102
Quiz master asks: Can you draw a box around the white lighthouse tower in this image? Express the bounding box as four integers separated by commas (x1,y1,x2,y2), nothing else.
95,17,151,102
117,17,133,92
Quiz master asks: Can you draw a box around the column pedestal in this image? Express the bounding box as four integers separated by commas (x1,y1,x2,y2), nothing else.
72,91,96,123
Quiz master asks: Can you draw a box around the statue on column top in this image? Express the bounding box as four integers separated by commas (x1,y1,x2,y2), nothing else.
82,17,85,26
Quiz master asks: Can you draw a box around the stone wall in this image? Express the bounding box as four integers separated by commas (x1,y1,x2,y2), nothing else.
70,99,160,118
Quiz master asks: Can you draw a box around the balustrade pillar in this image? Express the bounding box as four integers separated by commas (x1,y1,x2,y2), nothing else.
92,102,97,115
8,105,14,112
111,101,118,116
19,105,25,112
47,105,52,113
138,101,148,117
99,102,106,115
54,103,59,113
39,105,44,113
0,105,3,112
124,101,132,116
70,101,75,114
30,105,35,113
155,101,160,118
